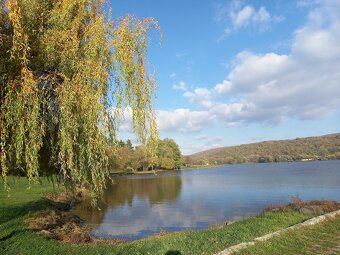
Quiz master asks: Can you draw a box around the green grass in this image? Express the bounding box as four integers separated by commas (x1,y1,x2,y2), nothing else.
235,215,340,255
0,177,318,255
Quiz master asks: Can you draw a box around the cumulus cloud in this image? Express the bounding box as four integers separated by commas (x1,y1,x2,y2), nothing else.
172,81,187,91
183,88,213,108
117,107,214,134
214,80,232,94
180,0,340,126
117,109,213,135
223,0,340,123
215,0,284,36
156,109,215,133
231,5,255,29
155,102,246,133
209,103,245,121
228,51,290,93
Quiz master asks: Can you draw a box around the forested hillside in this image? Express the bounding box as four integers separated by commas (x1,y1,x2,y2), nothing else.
184,133,340,165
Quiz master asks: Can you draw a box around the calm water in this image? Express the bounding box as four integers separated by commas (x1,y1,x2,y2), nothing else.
73,160,340,240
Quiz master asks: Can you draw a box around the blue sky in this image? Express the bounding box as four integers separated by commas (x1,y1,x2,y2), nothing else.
111,0,340,154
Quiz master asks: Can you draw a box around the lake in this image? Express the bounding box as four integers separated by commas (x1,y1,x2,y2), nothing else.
73,160,340,240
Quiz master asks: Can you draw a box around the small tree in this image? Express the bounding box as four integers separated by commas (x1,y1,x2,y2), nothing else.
157,138,182,170
0,0,159,203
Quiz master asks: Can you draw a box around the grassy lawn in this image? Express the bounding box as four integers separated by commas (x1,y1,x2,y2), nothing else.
0,177,320,255
234,215,340,255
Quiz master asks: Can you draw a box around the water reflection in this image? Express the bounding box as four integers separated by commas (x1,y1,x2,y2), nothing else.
73,160,340,240
73,173,182,226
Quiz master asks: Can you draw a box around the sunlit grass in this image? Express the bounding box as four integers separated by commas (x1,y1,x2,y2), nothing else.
235,215,340,255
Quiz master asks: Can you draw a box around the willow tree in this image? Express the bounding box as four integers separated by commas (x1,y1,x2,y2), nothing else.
0,0,159,202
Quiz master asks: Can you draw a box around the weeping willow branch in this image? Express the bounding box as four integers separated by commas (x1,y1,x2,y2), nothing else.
0,0,160,204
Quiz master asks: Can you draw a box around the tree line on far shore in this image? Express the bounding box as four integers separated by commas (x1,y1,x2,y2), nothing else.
106,138,182,172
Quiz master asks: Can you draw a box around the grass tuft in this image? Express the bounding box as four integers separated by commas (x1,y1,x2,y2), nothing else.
263,195,340,215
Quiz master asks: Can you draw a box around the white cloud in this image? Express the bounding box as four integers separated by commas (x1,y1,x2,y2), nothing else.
216,0,284,36
117,108,214,134
231,5,255,29
182,0,340,126
252,6,270,23
156,109,215,133
228,52,290,93
214,80,232,94
172,81,187,91
292,25,340,61
209,103,245,121
183,88,213,108
217,0,340,124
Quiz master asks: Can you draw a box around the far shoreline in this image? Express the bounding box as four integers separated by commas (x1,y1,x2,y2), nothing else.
109,159,340,177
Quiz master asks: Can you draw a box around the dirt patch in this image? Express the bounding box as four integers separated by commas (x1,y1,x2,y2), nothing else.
26,209,127,244
149,230,171,238
26,209,90,243
210,223,223,229
42,187,87,205
26,190,126,245
263,197,340,215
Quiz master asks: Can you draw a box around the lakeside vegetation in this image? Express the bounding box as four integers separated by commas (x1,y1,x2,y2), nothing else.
107,138,182,173
1,177,332,255
184,133,340,165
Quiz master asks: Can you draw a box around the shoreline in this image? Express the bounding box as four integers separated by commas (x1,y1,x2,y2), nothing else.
109,164,223,176
110,159,340,177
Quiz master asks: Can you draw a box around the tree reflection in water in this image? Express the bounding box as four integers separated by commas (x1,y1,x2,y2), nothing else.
73,173,182,225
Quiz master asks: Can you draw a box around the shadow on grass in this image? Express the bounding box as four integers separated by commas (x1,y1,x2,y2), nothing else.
0,230,25,241
165,251,182,255
0,199,70,225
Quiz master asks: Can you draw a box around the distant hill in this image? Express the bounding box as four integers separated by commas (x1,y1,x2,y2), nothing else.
183,133,340,165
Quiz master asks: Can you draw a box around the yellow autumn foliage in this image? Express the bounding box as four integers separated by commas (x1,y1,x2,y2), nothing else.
0,0,159,204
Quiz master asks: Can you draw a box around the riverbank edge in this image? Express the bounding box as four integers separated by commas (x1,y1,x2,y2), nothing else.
109,164,224,176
